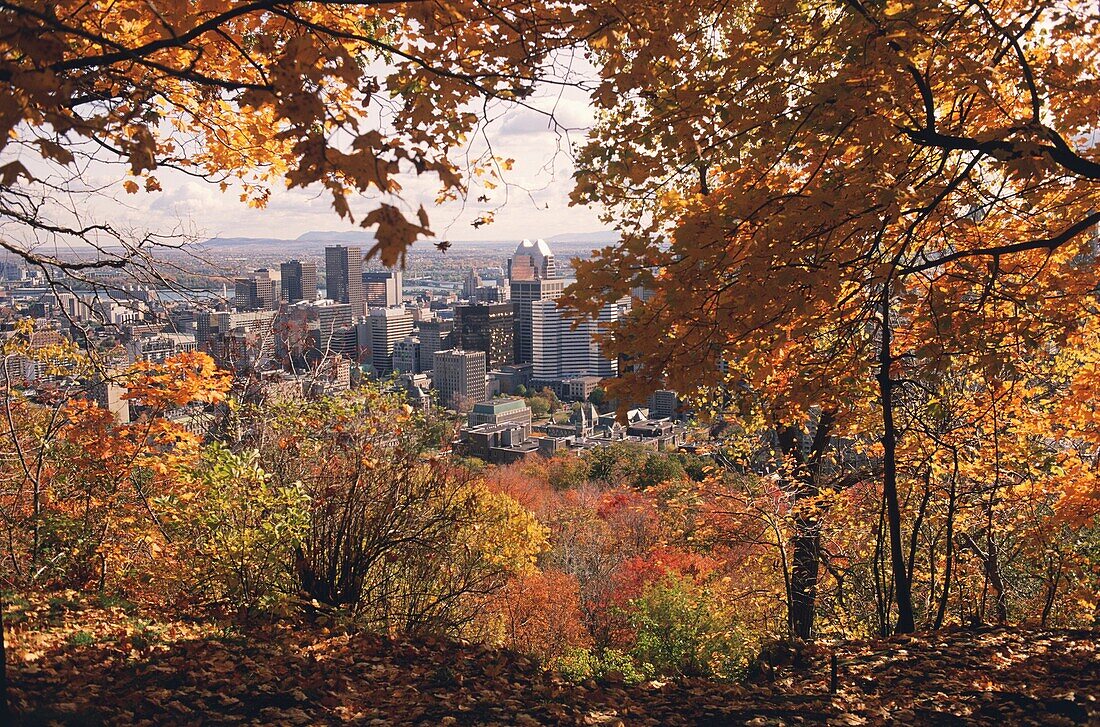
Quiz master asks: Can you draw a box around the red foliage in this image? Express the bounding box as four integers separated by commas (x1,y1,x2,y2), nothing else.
491,570,591,662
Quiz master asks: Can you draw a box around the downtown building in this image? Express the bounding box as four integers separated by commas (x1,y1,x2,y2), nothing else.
197,309,278,369
415,319,453,372
276,299,356,365
234,270,280,311
454,302,514,368
508,239,564,365
362,270,403,308
357,306,415,375
433,349,487,411
325,245,365,315
530,298,628,392
280,260,318,303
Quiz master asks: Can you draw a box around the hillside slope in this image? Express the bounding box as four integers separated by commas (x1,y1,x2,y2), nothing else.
7,596,1097,725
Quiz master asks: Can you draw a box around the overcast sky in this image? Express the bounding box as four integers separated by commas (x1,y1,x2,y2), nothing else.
109,82,609,243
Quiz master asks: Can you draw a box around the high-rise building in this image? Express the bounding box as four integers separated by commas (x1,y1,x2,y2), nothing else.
281,260,318,303
234,276,278,311
325,245,364,314
357,306,414,375
416,319,452,372
234,268,281,311
277,299,355,363
197,309,278,368
508,239,564,365
362,270,403,308
433,349,487,411
511,278,564,364
454,302,514,368
507,238,556,281
531,299,622,383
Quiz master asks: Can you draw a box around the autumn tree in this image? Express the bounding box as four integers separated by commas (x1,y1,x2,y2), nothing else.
564,0,1100,634
0,0,585,290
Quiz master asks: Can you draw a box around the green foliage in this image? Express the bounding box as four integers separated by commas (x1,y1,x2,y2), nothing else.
635,454,687,489
546,457,591,491
514,384,528,397
551,647,647,685
169,444,310,611
628,574,747,680
528,396,551,418
588,387,607,407
585,443,649,487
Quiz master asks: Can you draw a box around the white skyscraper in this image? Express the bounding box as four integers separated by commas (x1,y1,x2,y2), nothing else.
531,298,625,382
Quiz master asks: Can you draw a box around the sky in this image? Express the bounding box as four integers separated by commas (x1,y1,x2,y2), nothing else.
109,84,609,244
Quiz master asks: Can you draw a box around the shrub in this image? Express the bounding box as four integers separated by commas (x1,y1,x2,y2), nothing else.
628,573,747,680
168,444,309,611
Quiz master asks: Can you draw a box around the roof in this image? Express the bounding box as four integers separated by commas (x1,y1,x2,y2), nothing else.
472,398,528,415
514,238,554,259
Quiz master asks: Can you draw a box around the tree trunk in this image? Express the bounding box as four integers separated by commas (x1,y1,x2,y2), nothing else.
1,592,8,721
878,291,916,634
933,464,958,629
788,524,822,640
777,410,835,641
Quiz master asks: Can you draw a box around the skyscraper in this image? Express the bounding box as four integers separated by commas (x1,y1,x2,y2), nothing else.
280,260,318,303
433,349,487,411
325,245,364,314
507,238,556,281
511,278,564,364
197,309,278,368
454,302,514,368
357,306,414,375
362,270,403,308
508,238,563,365
416,319,452,372
531,299,622,383
234,268,280,311
277,299,355,363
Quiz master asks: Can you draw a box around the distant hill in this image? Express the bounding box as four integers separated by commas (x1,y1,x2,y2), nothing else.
295,230,377,244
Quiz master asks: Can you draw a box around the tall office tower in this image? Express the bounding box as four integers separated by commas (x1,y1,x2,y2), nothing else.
280,260,318,303
507,238,556,281
234,276,278,311
362,270,403,308
433,349,487,411
462,268,481,299
197,309,278,368
357,306,414,375
531,299,620,382
392,335,421,374
415,319,452,372
511,278,564,364
508,239,563,365
325,245,364,314
454,302,514,368
277,299,355,363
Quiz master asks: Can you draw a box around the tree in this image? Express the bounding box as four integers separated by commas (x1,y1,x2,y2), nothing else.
588,387,606,407
564,0,1100,634
0,0,581,286
232,386,547,634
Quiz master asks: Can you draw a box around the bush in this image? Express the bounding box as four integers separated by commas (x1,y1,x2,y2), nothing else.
242,388,547,636
628,574,747,680
551,647,647,685
169,444,309,611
